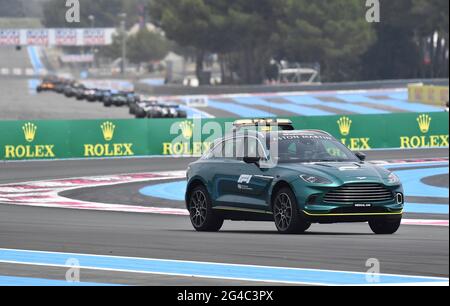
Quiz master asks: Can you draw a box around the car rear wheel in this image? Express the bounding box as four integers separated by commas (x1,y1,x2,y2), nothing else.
273,188,310,234
188,186,223,232
369,217,401,234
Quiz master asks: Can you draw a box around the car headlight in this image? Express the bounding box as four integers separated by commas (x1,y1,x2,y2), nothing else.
299,174,332,185
387,173,400,185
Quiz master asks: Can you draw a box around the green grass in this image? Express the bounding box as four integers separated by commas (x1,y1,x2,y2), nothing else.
0,18,42,28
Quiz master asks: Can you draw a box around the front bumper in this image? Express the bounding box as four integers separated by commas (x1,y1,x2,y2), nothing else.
302,210,403,224
291,179,404,223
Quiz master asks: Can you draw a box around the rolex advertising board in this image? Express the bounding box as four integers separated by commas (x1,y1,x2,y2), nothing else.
0,112,448,160
0,120,71,160
69,120,148,158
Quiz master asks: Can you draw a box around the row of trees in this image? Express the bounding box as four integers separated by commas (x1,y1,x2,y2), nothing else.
150,0,449,83
363,0,449,80
0,0,27,17
41,0,449,84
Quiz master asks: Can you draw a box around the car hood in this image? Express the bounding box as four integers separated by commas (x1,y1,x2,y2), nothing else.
279,162,390,184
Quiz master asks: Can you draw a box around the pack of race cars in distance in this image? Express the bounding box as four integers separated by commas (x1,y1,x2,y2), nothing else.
185,119,404,235
36,77,187,119
129,97,188,119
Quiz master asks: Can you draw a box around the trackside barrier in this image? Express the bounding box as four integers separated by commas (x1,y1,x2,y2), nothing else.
0,112,448,161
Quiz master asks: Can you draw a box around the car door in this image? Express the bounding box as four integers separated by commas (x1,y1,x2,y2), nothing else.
209,137,245,207
234,136,275,211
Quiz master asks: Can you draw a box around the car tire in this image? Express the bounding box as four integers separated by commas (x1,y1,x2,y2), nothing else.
135,109,146,118
272,187,311,234
178,110,188,118
148,110,162,118
369,217,401,235
188,185,224,232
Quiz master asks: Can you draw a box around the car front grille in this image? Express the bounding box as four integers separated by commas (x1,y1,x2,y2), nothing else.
329,206,390,214
323,183,394,204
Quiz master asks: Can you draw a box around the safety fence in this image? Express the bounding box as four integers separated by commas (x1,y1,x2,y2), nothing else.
0,112,448,160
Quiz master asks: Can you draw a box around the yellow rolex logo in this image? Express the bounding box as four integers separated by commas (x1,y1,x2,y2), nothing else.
337,117,352,136
101,121,115,141
417,114,431,134
5,122,55,159
84,121,133,157
179,121,194,140
22,122,37,142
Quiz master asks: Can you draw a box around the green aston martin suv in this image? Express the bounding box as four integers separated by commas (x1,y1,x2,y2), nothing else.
185,120,404,234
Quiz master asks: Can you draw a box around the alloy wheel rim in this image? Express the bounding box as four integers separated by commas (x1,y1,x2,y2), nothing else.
190,190,207,227
274,193,293,231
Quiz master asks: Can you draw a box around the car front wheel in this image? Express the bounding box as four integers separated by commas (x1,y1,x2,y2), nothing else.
273,187,310,234
369,217,401,234
188,186,223,232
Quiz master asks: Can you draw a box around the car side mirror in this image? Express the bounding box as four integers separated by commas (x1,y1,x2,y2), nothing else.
243,156,261,166
355,152,366,161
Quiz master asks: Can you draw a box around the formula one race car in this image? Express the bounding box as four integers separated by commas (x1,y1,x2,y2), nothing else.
146,103,187,118
85,89,98,102
36,81,55,92
37,76,70,93
54,80,71,94
129,97,151,116
98,90,112,103
64,83,85,98
93,89,110,102
132,100,187,119
125,92,139,105
185,119,404,234
75,87,95,101
111,92,129,107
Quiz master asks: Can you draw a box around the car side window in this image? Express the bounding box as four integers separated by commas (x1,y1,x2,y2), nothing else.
223,139,235,158
244,136,266,159
235,137,246,159
224,138,245,159
210,141,224,159
210,138,244,160
208,137,268,160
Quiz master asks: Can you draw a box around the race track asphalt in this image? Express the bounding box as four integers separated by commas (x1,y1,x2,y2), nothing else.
0,148,448,285
0,46,132,120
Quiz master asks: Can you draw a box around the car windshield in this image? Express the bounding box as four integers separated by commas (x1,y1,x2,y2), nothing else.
272,133,359,163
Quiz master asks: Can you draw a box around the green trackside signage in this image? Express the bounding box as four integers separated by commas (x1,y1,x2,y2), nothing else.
290,112,449,150
0,112,448,161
